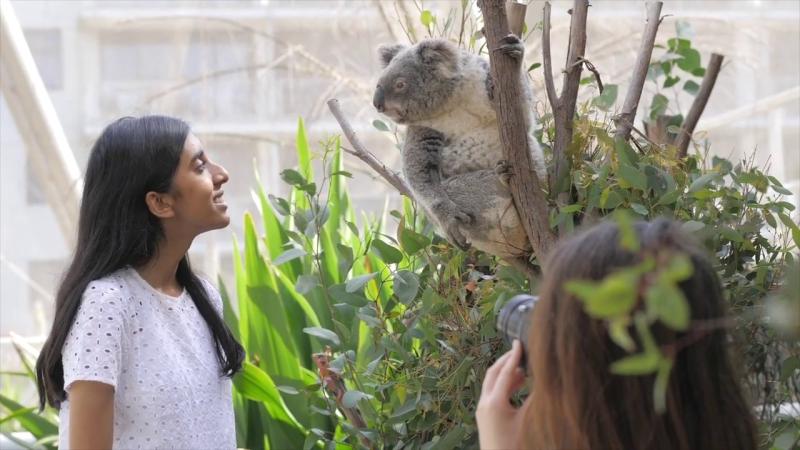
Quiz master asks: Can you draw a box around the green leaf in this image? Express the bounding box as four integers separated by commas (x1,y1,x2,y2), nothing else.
371,239,403,264
328,283,369,306
566,271,638,319
646,279,690,331
399,227,431,255
232,362,305,432
527,62,541,72
656,189,681,206
294,274,318,295
719,226,744,243
591,84,618,111
630,203,648,216
342,390,373,408
372,119,390,132
346,272,378,293
274,247,307,265
609,317,636,352
650,94,669,120
688,173,718,193
394,270,420,304
780,356,800,382
302,327,341,346
663,75,680,88
683,80,700,95
618,164,648,191
610,351,660,375
280,168,307,187
677,48,701,73
420,10,435,27
661,253,694,283
614,209,640,252
653,357,674,414
681,220,705,233
676,21,693,38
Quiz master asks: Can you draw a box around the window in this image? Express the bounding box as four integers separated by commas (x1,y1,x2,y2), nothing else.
97,28,261,121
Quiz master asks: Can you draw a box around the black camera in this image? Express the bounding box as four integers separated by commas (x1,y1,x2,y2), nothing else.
496,294,539,373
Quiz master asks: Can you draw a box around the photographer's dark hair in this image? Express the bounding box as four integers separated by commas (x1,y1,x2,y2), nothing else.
35,115,244,411
522,218,757,450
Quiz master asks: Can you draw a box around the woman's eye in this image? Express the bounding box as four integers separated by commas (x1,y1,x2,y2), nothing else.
196,162,206,172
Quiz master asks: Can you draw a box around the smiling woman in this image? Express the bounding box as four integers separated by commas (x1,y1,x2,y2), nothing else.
33,115,244,450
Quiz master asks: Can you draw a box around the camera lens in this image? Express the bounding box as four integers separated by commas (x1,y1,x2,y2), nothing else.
496,294,538,372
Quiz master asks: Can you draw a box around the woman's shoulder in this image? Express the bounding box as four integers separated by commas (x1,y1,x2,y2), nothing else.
84,267,138,296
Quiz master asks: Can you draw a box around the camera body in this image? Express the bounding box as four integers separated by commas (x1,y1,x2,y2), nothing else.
496,294,539,373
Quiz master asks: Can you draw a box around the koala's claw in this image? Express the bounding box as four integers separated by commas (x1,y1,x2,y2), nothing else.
445,222,471,250
497,34,524,61
495,160,513,187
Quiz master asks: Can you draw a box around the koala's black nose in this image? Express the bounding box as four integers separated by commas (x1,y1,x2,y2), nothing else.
373,85,385,112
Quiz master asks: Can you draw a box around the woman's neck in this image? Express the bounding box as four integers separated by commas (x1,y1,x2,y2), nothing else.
134,233,193,297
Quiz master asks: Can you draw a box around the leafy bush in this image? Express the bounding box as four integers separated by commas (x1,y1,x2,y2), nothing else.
222,110,798,449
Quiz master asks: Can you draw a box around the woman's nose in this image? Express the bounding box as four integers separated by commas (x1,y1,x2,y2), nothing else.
213,163,229,185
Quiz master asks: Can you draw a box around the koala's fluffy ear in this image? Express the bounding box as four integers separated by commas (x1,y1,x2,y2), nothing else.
378,44,405,67
416,39,459,77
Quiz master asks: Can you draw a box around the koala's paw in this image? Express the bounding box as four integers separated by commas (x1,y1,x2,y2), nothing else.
497,34,524,61
432,200,473,250
413,127,446,145
495,160,512,187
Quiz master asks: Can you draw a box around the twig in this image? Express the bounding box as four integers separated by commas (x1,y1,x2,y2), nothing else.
313,349,372,449
579,57,604,94
614,1,664,142
477,0,557,265
676,53,724,158
542,2,559,111
327,99,414,198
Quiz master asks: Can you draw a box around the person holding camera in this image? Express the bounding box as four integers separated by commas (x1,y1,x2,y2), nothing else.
477,218,758,450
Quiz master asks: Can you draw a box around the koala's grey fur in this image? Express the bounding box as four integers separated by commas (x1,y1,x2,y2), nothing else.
373,37,545,262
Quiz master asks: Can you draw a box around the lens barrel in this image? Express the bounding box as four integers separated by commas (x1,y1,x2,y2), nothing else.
496,294,538,372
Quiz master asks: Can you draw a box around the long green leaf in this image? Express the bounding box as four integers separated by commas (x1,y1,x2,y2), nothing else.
0,394,58,440
233,362,305,433
294,117,312,211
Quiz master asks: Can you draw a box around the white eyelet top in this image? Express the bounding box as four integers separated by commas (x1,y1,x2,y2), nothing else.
58,266,236,450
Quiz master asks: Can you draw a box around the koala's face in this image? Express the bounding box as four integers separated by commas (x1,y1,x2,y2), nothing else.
373,39,460,124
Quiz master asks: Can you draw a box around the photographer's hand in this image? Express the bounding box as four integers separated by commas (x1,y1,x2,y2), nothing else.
476,339,527,450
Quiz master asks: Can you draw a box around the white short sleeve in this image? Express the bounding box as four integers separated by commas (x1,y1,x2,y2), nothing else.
61,281,126,391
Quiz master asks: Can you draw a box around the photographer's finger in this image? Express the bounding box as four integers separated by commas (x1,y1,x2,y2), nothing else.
482,350,512,393
493,340,524,398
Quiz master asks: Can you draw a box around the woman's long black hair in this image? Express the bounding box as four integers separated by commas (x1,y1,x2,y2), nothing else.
35,115,244,410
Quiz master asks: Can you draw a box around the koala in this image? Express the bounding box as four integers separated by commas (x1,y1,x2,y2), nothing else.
373,37,546,264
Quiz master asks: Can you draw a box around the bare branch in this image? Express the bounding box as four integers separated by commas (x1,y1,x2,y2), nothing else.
506,0,527,37
677,53,724,158
477,0,557,263
542,2,559,112
614,1,664,142
551,0,588,208
326,99,414,198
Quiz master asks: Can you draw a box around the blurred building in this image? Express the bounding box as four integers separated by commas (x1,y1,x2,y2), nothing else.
1,0,798,386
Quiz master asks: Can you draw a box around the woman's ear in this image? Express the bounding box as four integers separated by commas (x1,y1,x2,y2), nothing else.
145,191,175,219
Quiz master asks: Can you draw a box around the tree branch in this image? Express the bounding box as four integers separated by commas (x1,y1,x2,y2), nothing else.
541,2,559,112
614,1,664,142
506,0,527,37
477,0,557,263
551,0,588,213
326,99,414,198
676,53,724,158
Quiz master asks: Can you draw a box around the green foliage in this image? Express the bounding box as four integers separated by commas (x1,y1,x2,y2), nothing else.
222,126,534,449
